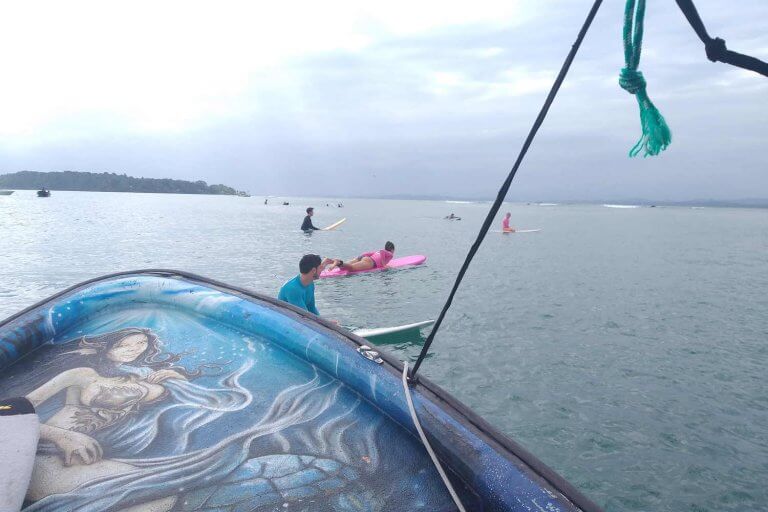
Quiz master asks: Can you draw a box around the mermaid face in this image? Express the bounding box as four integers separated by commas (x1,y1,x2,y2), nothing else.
106,333,149,363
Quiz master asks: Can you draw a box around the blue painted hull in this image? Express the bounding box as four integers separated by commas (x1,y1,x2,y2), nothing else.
0,271,600,512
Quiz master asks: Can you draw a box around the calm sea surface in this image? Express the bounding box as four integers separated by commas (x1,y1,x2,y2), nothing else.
1,190,767,511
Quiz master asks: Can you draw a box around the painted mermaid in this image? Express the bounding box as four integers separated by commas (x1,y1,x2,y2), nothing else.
29,329,194,469
1,326,451,511
7,328,362,511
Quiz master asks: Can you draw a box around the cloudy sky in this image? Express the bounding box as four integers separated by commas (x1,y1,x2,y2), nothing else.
0,0,765,200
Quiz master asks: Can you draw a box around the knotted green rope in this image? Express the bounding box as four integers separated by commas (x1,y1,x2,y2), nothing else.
620,0,671,157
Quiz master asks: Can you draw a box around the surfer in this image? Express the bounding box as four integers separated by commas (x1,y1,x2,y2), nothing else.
301,207,320,231
445,213,461,220
278,254,332,315
326,242,395,272
502,212,516,233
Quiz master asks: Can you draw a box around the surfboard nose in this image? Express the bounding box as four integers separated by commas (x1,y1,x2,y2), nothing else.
0,397,40,512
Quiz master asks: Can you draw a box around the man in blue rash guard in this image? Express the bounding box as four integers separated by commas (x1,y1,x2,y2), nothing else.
278,254,331,315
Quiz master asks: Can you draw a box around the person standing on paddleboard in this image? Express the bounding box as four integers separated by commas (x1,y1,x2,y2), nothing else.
301,207,320,231
278,254,332,314
502,212,516,233
326,241,395,272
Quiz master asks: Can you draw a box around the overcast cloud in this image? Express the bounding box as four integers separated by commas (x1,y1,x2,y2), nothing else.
0,0,766,200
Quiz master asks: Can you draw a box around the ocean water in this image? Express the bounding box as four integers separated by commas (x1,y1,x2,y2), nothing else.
1,190,767,511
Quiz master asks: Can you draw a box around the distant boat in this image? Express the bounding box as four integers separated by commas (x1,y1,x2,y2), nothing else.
0,190,13,195
37,189,51,197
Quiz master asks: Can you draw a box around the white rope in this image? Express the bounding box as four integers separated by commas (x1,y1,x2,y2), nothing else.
401,361,466,512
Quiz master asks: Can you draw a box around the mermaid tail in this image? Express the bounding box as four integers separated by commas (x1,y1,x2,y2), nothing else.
180,454,361,511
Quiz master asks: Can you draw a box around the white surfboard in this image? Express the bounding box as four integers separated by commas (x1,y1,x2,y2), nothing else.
0,397,40,512
492,229,541,234
322,218,347,231
353,320,434,339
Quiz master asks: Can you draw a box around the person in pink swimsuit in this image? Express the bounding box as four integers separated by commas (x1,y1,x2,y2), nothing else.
327,241,395,272
502,212,516,233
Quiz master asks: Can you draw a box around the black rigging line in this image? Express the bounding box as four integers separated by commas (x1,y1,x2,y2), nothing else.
408,0,605,381
675,0,768,78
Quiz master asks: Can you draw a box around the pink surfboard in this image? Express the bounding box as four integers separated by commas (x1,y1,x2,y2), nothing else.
320,255,427,278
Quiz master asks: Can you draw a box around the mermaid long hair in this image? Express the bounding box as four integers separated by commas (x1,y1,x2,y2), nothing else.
75,327,202,379
0,328,208,398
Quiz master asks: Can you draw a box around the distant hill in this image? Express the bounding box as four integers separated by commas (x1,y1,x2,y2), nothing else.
0,171,249,196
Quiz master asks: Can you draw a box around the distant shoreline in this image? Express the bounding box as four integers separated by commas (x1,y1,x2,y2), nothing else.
359,195,768,209
2,173,764,207
3,188,250,197
0,171,249,196
259,193,768,209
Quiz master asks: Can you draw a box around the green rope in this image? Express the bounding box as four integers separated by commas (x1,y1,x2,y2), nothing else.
620,0,671,157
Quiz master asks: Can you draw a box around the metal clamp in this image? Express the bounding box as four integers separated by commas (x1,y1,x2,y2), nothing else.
357,345,383,364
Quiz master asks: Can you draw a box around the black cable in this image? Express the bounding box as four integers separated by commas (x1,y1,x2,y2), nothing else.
675,0,768,78
409,0,605,381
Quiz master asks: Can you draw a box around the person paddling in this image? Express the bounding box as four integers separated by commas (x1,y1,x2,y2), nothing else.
502,212,516,233
278,254,332,315
326,242,395,272
301,207,319,231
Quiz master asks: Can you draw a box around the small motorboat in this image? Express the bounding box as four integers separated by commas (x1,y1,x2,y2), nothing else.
0,270,601,512
0,190,13,195
36,189,51,197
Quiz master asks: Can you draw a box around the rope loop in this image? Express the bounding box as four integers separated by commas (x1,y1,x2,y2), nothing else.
705,37,727,62
619,68,646,95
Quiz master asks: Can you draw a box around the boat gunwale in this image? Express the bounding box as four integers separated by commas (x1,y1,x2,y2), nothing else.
0,268,603,512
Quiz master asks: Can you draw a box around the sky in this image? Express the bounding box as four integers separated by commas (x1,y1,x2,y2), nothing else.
0,0,766,201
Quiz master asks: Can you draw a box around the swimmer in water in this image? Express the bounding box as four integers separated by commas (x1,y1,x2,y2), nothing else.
301,207,320,231
326,241,395,272
278,254,333,314
502,212,515,233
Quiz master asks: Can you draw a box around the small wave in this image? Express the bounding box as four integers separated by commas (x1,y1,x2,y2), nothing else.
536,203,558,206
603,204,640,209
445,200,472,204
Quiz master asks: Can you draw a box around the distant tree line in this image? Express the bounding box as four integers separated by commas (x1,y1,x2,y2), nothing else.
0,171,249,196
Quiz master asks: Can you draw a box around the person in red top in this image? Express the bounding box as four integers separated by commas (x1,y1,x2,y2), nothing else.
327,241,395,272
